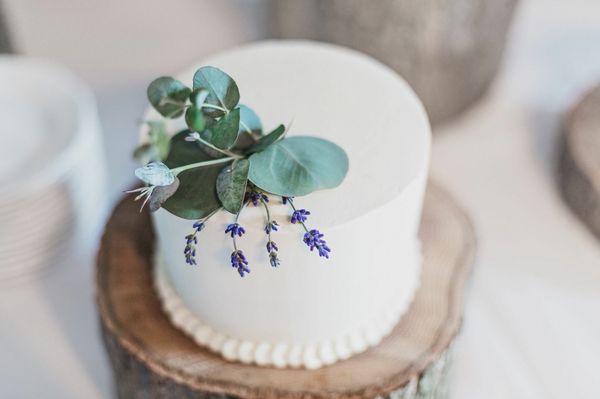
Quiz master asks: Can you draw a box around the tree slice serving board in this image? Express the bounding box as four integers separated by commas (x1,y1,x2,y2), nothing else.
560,85,600,240
96,182,476,399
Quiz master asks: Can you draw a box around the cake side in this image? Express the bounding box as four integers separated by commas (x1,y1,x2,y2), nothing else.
142,41,431,368
153,172,426,368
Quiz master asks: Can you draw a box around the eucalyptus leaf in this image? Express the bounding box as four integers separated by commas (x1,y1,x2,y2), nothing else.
133,143,159,165
245,124,285,154
248,136,349,197
147,77,190,118
237,104,262,136
147,120,170,160
216,159,250,214
162,130,226,219
203,107,240,150
148,177,180,212
193,66,239,117
189,88,209,107
185,107,206,132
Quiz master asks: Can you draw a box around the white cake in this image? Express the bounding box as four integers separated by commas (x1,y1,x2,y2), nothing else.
142,41,431,369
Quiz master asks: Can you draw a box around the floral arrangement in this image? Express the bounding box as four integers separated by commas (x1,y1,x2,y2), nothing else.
131,67,348,276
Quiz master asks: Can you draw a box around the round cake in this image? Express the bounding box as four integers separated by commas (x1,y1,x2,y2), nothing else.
142,41,431,369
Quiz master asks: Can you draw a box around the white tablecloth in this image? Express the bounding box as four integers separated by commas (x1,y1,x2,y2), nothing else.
436,2,600,397
1,0,600,397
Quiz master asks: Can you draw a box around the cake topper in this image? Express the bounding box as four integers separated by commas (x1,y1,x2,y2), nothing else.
131,66,348,276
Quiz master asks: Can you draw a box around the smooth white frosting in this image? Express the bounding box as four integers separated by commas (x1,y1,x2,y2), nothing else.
144,41,431,368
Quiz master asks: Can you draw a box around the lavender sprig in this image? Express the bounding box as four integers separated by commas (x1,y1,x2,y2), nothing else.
225,223,246,237
269,252,281,267
182,209,219,266
261,197,280,267
291,209,310,224
231,250,250,277
246,190,269,206
303,229,331,258
264,220,279,234
227,204,251,277
286,197,331,258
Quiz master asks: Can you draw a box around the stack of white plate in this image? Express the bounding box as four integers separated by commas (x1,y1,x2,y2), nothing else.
0,56,107,283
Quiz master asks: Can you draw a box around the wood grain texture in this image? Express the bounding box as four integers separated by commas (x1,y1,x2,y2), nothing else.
270,0,518,125
560,85,600,240
96,182,476,399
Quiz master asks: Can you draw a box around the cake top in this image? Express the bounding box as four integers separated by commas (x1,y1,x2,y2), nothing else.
142,41,431,226
134,41,430,275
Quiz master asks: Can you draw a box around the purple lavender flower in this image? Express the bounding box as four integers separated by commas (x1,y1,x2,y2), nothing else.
183,221,204,266
246,191,269,206
264,220,279,234
303,229,331,258
291,209,310,224
282,196,292,205
225,223,246,238
266,240,278,253
230,250,250,277
269,252,280,267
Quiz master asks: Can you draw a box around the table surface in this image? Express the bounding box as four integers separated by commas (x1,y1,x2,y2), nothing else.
1,0,600,398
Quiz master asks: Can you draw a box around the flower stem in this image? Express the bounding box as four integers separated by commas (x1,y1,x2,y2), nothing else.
193,135,242,158
232,202,247,251
171,157,235,176
261,198,273,243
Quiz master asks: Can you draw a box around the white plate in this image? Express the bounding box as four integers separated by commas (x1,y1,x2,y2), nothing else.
0,56,101,198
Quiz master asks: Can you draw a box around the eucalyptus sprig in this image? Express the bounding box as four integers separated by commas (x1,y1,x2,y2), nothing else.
131,66,348,276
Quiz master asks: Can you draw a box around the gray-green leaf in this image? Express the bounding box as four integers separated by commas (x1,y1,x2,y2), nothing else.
216,159,250,214
193,66,239,118
148,177,180,212
203,108,240,150
147,77,190,118
162,131,225,219
237,104,262,136
245,124,285,154
248,136,349,197
189,88,209,107
133,143,160,165
147,120,170,160
133,121,171,163
185,107,206,132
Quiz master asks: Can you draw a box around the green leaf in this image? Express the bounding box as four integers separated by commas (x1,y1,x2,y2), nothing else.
245,124,285,154
203,108,240,150
133,121,171,163
185,107,206,132
133,143,160,165
162,131,225,219
231,104,263,152
148,177,180,212
216,159,250,214
147,120,170,160
193,66,239,117
147,77,191,118
189,88,209,106
237,104,262,136
248,136,349,197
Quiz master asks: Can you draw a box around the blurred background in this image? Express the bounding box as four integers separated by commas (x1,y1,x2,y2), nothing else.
1,0,600,398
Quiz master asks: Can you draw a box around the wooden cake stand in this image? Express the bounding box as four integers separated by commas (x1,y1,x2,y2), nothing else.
96,182,476,399
560,84,600,240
